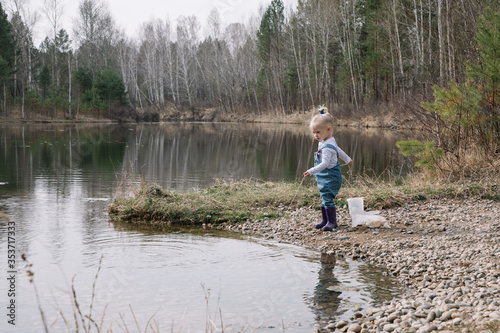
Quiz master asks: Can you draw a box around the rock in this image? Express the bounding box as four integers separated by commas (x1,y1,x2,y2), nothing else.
426,311,436,322
347,323,362,333
383,323,400,332
336,320,348,329
326,323,337,330
387,313,399,323
490,311,500,319
440,311,454,321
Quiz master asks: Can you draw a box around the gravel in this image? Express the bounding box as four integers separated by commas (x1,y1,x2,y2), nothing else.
216,197,500,332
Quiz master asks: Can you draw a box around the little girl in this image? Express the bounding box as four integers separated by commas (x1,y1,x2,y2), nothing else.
303,107,353,232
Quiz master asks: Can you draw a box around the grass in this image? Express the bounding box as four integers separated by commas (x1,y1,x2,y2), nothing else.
109,179,319,225
109,175,500,226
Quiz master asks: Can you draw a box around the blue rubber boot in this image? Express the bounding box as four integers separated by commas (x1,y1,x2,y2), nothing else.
315,206,328,229
323,207,338,232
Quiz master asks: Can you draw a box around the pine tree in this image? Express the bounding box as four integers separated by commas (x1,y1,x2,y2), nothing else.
0,3,15,68
466,7,500,141
0,2,16,114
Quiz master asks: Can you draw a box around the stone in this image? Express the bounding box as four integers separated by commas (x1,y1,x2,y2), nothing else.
490,311,500,319
426,311,436,322
383,323,400,332
326,323,337,330
440,311,454,321
387,313,399,323
347,323,362,333
336,320,348,329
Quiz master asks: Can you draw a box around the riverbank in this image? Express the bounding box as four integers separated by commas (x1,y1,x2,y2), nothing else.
0,101,417,129
109,179,500,332
223,198,500,333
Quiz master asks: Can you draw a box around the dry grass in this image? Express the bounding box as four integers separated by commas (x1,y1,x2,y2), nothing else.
109,174,499,226
109,179,319,225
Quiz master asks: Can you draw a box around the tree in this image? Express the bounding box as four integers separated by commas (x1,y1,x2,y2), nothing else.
74,66,92,93
0,2,16,114
73,0,118,79
42,0,64,92
466,7,500,124
359,0,384,101
39,63,51,98
0,56,10,89
0,3,16,67
93,67,127,110
176,15,201,107
257,0,285,113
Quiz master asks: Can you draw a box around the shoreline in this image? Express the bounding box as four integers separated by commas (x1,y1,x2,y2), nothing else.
0,105,421,130
216,197,500,332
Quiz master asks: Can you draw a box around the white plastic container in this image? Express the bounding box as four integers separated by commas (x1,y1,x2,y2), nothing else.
347,197,364,215
347,197,387,227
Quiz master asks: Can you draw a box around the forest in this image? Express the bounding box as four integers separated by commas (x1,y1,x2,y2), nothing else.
0,0,497,122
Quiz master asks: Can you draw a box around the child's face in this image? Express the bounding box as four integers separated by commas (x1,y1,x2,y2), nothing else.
310,124,332,142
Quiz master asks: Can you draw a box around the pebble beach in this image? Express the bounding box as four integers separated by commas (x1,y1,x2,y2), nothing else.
221,197,500,333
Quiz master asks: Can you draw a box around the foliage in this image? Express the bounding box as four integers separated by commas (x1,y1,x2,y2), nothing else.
93,67,128,107
467,7,500,104
396,140,444,172
74,66,93,93
39,64,51,98
0,56,9,83
0,3,15,69
466,7,500,141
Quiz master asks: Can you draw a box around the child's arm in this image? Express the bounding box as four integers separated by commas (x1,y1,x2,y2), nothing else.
303,148,334,176
336,146,352,165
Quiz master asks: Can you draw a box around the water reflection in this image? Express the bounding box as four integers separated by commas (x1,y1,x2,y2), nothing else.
0,123,406,332
120,122,413,191
311,253,341,324
0,123,412,194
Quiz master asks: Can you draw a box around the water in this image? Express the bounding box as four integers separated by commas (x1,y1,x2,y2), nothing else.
0,123,405,332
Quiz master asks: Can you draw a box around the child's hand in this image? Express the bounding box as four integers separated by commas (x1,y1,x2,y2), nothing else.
303,171,311,177
347,160,353,166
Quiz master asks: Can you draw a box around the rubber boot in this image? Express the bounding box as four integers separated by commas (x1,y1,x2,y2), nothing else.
315,206,328,229
323,207,338,232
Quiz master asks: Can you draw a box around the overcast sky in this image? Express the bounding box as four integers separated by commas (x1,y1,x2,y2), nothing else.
19,0,298,45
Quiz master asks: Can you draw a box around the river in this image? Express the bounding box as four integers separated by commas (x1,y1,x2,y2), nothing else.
0,122,408,332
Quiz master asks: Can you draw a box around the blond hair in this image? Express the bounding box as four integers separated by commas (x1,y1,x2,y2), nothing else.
310,106,334,130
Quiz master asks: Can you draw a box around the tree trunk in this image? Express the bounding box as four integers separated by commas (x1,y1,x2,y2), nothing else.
68,52,72,119
438,0,444,86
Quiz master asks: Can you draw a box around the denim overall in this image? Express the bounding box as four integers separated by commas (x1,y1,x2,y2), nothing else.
314,143,342,208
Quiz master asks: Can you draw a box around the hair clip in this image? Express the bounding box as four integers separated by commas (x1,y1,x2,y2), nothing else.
319,109,325,114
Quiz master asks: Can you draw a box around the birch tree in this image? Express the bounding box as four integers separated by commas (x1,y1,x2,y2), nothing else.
42,0,64,92
176,15,200,107
73,0,117,78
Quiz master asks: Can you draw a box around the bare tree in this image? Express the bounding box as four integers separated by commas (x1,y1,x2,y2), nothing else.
176,16,200,107
73,0,117,78
42,0,64,92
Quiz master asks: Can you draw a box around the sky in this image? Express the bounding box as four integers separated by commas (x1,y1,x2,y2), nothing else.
16,0,298,45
